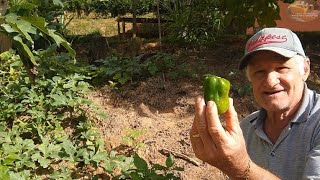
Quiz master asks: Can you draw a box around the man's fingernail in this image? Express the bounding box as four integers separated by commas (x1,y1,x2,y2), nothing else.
207,101,214,106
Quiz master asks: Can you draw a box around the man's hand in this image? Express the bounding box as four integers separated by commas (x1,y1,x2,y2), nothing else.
190,97,250,179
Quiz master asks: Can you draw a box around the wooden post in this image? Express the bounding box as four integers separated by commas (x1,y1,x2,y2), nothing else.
0,0,11,53
117,18,121,39
122,21,125,39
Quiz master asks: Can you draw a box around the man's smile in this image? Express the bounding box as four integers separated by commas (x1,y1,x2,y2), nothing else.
263,90,284,96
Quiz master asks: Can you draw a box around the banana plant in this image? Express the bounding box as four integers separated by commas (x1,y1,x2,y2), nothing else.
0,0,75,84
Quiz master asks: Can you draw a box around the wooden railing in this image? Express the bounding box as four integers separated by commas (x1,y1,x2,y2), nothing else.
115,16,173,39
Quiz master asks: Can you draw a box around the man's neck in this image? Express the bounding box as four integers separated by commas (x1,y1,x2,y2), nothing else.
263,102,302,144
263,113,292,144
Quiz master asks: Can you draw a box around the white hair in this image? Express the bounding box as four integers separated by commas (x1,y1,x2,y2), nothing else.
292,54,307,75
245,54,308,81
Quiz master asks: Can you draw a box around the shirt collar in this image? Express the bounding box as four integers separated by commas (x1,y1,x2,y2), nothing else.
291,83,312,124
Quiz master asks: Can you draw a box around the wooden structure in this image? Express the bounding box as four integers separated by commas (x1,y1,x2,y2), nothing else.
116,17,173,39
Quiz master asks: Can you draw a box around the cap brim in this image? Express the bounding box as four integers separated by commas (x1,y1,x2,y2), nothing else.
238,47,298,70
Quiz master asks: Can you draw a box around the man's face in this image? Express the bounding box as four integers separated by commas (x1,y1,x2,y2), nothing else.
247,51,308,112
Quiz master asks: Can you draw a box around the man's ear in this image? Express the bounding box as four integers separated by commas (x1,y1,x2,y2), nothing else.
303,58,310,81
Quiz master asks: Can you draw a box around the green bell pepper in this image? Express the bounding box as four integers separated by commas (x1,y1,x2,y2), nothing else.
203,74,231,114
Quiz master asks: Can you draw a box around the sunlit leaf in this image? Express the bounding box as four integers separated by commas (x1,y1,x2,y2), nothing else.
52,0,64,7
13,36,37,65
0,165,10,180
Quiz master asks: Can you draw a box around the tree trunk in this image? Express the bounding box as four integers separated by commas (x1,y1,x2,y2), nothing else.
0,0,11,53
0,31,12,53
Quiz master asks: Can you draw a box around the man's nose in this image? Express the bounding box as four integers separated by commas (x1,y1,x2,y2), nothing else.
265,71,280,87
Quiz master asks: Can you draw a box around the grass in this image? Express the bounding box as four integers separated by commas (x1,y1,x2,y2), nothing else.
65,17,122,37
64,13,157,37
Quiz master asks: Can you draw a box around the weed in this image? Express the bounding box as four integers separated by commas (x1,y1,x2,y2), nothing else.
91,52,194,87
122,129,146,151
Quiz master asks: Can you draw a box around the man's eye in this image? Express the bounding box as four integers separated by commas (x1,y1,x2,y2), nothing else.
252,70,265,78
254,70,264,75
277,67,289,72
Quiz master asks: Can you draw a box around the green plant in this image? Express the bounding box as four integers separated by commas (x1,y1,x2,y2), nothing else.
219,0,281,34
236,83,252,97
0,49,111,179
0,2,185,179
1,0,75,83
91,52,192,86
142,52,191,79
161,0,308,44
162,0,225,44
64,0,156,17
93,56,143,85
0,46,184,180
118,153,183,180
104,151,135,175
122,129,146,151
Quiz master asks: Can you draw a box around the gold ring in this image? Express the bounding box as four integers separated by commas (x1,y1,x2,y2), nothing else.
192,134,200,138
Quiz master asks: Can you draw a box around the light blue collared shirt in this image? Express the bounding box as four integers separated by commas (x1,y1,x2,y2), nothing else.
240,85,320,180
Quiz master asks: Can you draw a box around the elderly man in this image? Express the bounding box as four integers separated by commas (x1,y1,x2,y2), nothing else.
190,27,320,179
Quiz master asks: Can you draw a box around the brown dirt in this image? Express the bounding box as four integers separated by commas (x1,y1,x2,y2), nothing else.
86,38,320,179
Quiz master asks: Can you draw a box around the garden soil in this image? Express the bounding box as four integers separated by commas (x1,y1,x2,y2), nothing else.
85,38,320,180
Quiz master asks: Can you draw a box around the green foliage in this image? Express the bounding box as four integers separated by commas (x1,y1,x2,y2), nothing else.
91,56,140,85
118,153,183,180
0,50,110,178
161,0,283,44
104,151,135,174
104,0,131,17
122,129,146,151
0,20,182,180
0,2,183,179
91,52,192,86
64,0,156,17
232,81,252,97
0,52,88,121
0,0,75,83
220,0,280,33
0,12,75,61
8,0,65,31
142,52,191,79
163,0,225,44
64,0,96,16
0,50,183,180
